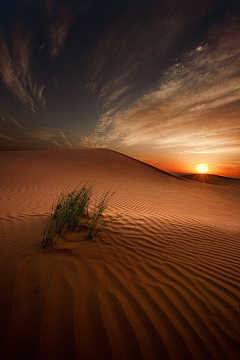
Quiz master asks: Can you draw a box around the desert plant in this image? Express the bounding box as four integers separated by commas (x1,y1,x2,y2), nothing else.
41,185,118,248
41,184,92,248
86,190,115,239
41,216,58,248
53,185,92,231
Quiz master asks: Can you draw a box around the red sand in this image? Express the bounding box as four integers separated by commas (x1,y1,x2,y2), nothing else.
0,149,240,360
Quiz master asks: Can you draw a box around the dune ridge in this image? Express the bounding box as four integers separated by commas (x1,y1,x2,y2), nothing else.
179,173,240,186
0,149,240,360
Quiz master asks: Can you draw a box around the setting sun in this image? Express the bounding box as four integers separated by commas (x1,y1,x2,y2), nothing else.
196,163,209,173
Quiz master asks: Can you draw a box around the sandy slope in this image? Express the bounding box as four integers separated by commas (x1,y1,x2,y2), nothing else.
180,174,240,186
0,149,239,360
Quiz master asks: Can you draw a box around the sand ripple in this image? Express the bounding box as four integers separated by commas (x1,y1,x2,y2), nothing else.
0,149,240,360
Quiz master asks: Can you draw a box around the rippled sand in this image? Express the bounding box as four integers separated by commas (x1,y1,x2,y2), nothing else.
0,149,240,360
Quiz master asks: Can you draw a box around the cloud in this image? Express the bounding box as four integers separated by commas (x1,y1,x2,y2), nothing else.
27,130,54,141
47,5,76,59
0,0,88,111
0,106,23,128
90,16,240,156
79,135,108,148
177,128,240,154
87,4,181,98
20,127,73,148
0,133,16,142
87,0,211,100
0,28,46,112
50,139,61,147
59,130,72,147
0,125,73,149
99,84,132,112
185,146,240,154
46,0,92,60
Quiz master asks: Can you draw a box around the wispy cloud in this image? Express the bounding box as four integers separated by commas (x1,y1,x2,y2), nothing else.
46,0,92,59
90,16,240,156
79,135,108,148
50,139,61,147
0,27,46,112
0,133,16,142
87,4,182,99
27,130,54,141
59,130,72,147
0,0,86,112
87,0,211,102
47,3,76,59
22,127,73,148
0,106,23,128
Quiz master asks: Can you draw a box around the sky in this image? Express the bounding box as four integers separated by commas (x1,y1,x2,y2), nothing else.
0,0,240,176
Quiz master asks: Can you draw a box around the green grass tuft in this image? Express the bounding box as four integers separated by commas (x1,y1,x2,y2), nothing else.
86,190,115,239
41,185,119,248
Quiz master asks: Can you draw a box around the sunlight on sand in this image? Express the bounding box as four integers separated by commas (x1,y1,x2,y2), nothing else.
0,149,240,360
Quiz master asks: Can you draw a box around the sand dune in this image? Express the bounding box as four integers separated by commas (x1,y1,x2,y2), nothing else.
180,173,240,186
0,149,240,360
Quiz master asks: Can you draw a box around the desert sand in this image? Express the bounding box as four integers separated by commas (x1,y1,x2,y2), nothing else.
179,173,240,186
0,148,239,360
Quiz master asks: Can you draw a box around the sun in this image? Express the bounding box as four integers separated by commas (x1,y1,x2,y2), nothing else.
196,163,209,174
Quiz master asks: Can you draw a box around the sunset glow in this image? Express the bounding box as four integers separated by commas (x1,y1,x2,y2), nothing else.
196,164,209,174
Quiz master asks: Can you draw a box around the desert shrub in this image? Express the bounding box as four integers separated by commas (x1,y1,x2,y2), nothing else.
52,185,92,232
86,190,115,239
41,185,118,248
41,216,58,248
